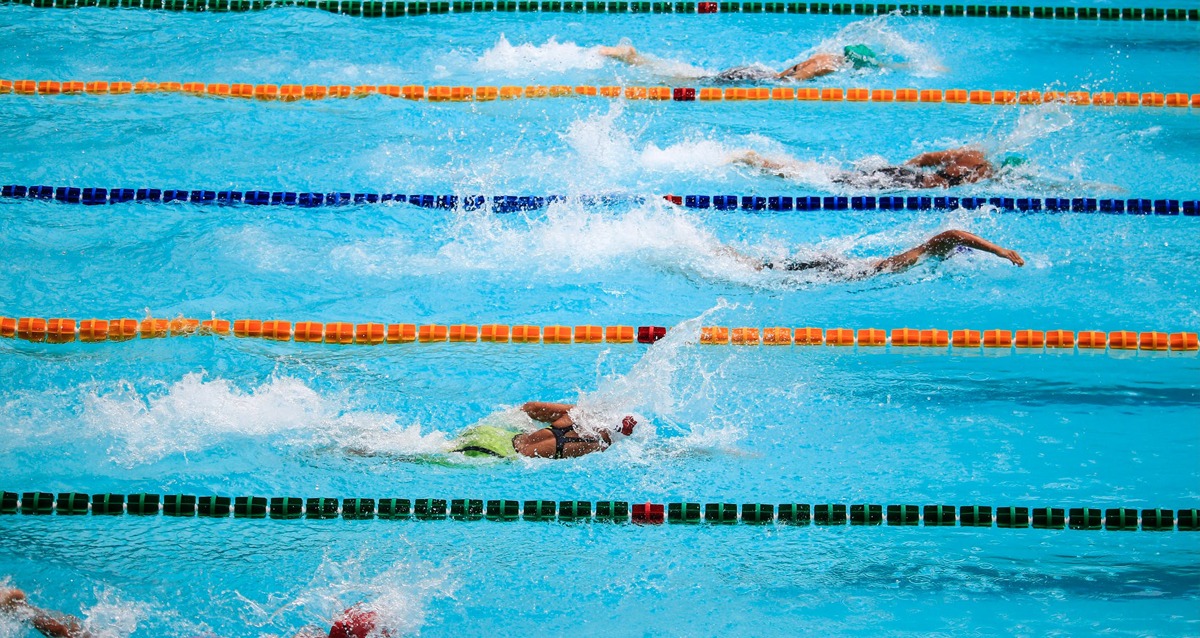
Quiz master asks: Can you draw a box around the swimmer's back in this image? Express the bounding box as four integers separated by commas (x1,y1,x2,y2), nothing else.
452,423,522,459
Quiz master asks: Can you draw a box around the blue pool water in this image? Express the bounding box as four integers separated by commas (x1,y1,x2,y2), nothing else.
1,4,1199,636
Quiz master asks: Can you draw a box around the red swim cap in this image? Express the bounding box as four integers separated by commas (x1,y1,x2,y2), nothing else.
620,416,637,436
328,608,379,638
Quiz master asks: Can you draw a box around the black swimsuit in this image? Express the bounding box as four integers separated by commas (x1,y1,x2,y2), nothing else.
833,165,975,189
764,256,850,272
548,426,601,459
713,65,778,83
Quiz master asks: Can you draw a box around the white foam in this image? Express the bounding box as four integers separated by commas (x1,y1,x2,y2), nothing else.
474,34,606,74
79,588,148,638
995,101,1075,154
798,14,947,78
0,584,148,638
242,554,456,637
81,374,452,466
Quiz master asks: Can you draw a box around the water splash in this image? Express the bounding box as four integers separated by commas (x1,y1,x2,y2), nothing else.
79,588,148,638
0,584,147,638
81,374,452,466
994,101,1075,154
799,13,947,78
242,553,457,637
474,34,607,74
566,303,743,451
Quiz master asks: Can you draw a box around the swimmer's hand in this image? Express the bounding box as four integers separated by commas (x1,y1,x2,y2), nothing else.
0,588,27,610
1001,249,1024,267
729,150,760,165
729,150,789,173
597,44,645,65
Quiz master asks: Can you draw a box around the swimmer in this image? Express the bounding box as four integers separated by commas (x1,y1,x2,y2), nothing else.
598,42,884,82
451,402,637,460
0,587,90,638
0,587,384,638
716,229,1024,280
732,147,1026,189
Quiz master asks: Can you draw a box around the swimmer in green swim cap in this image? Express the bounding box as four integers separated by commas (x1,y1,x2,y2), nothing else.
452,402,638,460
598,42,882,81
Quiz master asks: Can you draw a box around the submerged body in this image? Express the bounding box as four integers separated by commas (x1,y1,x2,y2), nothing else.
598,43,881,81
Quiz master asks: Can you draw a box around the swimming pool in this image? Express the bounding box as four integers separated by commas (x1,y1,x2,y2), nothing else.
1,2,1199,636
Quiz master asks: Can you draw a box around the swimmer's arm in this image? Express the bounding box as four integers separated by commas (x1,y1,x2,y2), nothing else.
597,45,648,66
19,606,90,638
904,150,956,167
730,150,792,176
713,245,767,271
776,53,843,81
32,613,90,638
521,402,576,423
925,230,1023,264
0,590,89,638
873,230,1024,273
904,149,986,168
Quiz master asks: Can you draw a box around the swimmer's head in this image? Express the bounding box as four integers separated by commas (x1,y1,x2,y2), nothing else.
999,154,1028,170
620,416,637,436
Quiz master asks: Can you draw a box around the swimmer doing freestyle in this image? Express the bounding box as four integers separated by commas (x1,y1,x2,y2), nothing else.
599,42,886,81
731,146,1027,189
714,229,1024,279
451,402,637,460
0,588,385,638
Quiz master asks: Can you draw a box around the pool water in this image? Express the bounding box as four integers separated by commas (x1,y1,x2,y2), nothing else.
1,3,1199,636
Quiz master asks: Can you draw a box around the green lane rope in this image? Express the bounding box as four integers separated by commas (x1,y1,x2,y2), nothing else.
3,492,1197,530
2,0,1197,21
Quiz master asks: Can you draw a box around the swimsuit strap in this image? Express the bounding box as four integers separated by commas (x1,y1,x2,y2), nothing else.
548,426,601,459
452,445,504,457
936,168,968,186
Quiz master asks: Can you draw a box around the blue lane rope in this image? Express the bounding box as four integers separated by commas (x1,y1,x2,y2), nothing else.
2,185,1198,215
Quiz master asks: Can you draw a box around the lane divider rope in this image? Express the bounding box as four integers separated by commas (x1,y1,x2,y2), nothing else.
3,492,1196,530
3,317,1198,353
4,0,1198,21
4,80,1198,109
3,187,1198,215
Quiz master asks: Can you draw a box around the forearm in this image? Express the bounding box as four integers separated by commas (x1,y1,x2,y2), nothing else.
730,150,789,173
904,150,952,167
27,607,88,638
521,402,575,423
930,230,1007,258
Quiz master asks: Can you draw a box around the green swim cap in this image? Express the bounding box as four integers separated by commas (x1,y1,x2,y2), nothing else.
1000,154,1028,169
843,44,879,69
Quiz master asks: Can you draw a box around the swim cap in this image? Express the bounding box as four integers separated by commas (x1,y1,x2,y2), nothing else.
843,44,879,69
329,608,381,638
620,416,637,436
1000,154,1028,169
